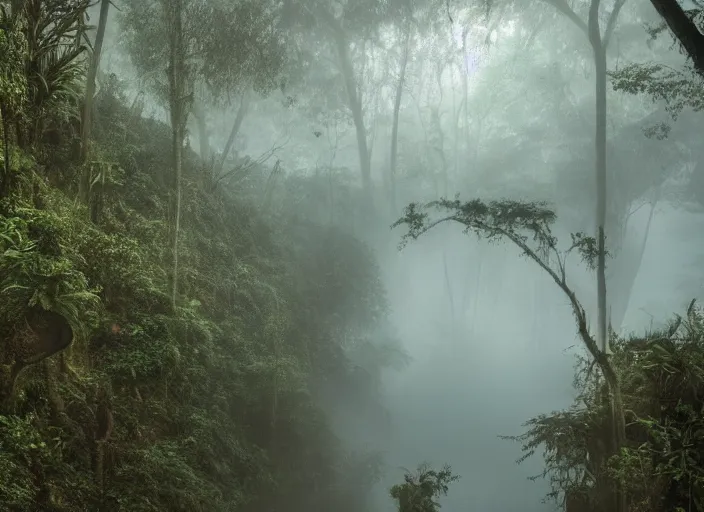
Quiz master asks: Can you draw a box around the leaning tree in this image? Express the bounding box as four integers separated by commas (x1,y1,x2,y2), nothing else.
394,197,627,510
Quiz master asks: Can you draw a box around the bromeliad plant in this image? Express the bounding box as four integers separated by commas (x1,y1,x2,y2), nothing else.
9,0,91,147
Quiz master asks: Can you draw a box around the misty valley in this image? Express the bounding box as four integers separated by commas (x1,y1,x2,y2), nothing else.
0,0,703,511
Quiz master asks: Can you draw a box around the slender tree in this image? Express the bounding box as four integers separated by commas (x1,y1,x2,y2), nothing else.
528,0,626,355
163,0,188,310
507,2,629,508
121,0,285,188
288,0,417,212
320,7,375,209
389,20,411,216
80,0,109,163
120,0,287,306
78,0,110,206
394,197,627,511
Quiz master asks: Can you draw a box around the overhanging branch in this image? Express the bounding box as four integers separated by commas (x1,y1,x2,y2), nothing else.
649,0,704,73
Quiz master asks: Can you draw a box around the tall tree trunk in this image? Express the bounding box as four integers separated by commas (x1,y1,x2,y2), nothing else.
333,29,373,211
165,0,187,310
451,69,461,188
461,27,471,162
588,3,627,509
593,44,608,356
389,24,411,217
214,92,249,179
536,1,628,509
79,0,110,201
305,4,373,208
587,0,629,353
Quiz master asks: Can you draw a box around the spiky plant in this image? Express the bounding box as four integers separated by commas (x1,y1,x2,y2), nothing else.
12,0,90,145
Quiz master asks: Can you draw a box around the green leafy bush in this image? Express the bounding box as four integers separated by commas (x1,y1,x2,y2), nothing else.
390,463,459,512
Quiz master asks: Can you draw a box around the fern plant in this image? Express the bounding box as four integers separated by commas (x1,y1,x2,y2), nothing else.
0,212,100,338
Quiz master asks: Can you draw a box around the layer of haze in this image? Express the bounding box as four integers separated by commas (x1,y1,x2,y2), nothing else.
100,0,704,509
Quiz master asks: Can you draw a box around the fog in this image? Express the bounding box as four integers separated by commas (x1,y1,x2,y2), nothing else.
372,206,696,511
376,235,576,511
93,0,704,509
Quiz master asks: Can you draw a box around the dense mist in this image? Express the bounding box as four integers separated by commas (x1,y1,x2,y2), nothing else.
2,0,704,510
102,0,701,508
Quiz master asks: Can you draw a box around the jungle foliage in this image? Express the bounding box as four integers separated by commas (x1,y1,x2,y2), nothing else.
395,197,704,512
0,2,403,511
3,0,704,511
389,463,459,512
506,302,704,512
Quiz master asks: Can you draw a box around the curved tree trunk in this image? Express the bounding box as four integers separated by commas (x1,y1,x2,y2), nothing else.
332,28,373,212
301,5,373,210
